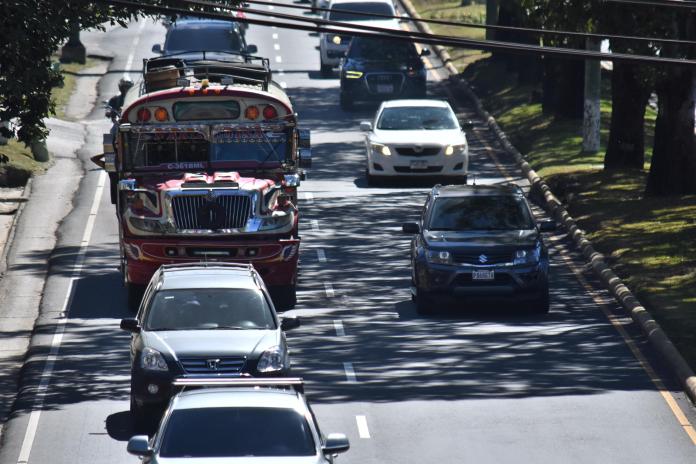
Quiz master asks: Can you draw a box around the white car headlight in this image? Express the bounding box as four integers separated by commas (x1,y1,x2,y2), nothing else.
426,250,452,265
141,347,168,371
371,143,391,156
445,144,467,156
257,346,288,373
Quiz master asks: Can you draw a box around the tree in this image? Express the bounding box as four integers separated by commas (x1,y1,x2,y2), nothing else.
0,1,241,146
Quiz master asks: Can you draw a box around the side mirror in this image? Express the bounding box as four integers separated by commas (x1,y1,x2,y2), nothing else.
538,219,556,232
298,128,311,168
299,148,312,168
120,318,141,333
359,121,372,132
246,44,258,55
402,222,420,234
151,44,162,54
127,435,153,456
420,48,431,57
322,433,350,455
280,316,301,331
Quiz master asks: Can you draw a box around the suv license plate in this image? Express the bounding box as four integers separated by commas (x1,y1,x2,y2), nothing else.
410,160,428,170
472,270,495,280
376,84,394,93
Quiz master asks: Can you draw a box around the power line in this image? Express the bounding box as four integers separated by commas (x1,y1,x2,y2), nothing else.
96,0,696,66
603,0,696,8
239,0,694,46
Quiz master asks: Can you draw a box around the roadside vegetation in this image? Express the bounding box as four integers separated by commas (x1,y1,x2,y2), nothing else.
51,57,99,120
410,1,696,367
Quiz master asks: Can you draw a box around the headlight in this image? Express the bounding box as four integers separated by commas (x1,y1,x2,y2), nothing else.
514,245,541,265
344,70,364,79
426,250,452,265
257,346,288,373
371,143,391,156
129,217,166,233
332,35,342,45
445,144,467,156
141,348,168,371
258,211,293,231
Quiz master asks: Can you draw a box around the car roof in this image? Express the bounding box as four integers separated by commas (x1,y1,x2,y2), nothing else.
173,388,305,411
171,19,236,29
433,183,524,198
381,99,452,109
159,265,261,291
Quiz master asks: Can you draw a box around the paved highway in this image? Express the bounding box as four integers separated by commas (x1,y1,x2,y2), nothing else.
1,2,696,463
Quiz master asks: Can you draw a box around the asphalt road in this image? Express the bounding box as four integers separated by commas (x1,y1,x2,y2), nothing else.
1,2,696,463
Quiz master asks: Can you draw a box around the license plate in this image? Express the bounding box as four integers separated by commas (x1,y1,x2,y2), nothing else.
472,270,495,280
410,160,428,170
376,84,394,94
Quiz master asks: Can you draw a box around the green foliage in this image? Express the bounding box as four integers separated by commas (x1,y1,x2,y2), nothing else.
0,1,241,145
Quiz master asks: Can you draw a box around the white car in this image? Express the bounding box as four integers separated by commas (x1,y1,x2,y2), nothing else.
319,0,400,77
361,100,469,183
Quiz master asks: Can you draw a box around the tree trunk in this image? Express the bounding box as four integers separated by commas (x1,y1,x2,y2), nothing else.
604,62,651,170
646,67,696,195
485,0,498,42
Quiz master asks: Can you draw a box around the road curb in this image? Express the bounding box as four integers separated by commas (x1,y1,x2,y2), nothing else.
0,177,33,276
399,0,696,404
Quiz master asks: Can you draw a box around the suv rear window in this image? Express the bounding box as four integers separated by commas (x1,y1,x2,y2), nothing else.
165,25,242,53
160,407,316,457
329,2,394,21
347,37,419,61
428,195,535,231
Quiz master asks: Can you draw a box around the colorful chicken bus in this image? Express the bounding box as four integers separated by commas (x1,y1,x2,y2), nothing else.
96,52,311,310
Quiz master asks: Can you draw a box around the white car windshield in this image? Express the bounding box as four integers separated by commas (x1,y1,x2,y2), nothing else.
377,107,459,130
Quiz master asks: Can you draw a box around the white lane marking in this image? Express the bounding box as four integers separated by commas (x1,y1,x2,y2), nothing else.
272,33,279,40
324,282,335,298
317,249,327,262
311,219,319,231
16,171,106,464
268,4,275,9
304,192,314,204
123,20,147,80
274,43,280,51
280,81,287,89
334,320,345,336
275,56,282,63
356,415,371,438
343,362,356,382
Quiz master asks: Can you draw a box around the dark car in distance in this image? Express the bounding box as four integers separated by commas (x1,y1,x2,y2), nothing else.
152,18,257,59
339,36,429,110
402,184,555,315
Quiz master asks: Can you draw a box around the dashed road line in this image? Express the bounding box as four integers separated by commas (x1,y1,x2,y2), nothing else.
343,362,356,382
316,249,327,262
311,219,319,231
272,33,279,40
123,20,147,80
303,192,314,204
356,415,371,438
274,43,280,51
333,320,345,336
275,56,282,63
324,282,335,298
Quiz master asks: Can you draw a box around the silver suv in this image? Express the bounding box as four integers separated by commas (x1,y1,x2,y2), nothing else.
127,378,350,463
120,263,300,429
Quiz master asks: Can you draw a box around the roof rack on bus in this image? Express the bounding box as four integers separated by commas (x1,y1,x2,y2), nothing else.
172,377,305,393
142,51,272,93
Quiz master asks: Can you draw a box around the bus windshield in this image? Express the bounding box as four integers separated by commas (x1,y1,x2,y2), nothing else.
211,129,288,165
125,131,208,169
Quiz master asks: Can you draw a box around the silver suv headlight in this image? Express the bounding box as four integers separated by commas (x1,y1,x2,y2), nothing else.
257,346,288,373
141,347,168,371
514,244,541,265
426,250,452,265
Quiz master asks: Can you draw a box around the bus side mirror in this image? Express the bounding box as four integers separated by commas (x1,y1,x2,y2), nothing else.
298,129,311,168
299,149,312,169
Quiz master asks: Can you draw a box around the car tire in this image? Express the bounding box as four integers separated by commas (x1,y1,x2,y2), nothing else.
340,92,353,111
320,62,333,77
127,283,145,313
415,289,433,315
271,284,297,311
530,286,550,314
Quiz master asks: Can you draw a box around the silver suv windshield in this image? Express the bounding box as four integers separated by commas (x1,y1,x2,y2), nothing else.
159,407,316,458
144,288,276,331
428,195,535,231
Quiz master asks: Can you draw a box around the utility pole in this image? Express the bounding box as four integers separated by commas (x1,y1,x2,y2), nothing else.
60,23,86,64
486,0,498,41
583,38,601,153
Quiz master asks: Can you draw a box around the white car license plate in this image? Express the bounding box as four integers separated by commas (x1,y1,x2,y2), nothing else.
410,160,428,170
376,84,394,94
472,270,495,280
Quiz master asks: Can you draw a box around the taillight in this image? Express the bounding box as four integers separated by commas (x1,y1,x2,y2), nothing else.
136,108,151,122
245,105,260,120
154,107,169,122
263,105,278,120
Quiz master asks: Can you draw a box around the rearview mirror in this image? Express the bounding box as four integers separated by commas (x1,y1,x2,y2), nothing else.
127,436,153,456
359,121,372,132
120,318,141,333
281,316,301,331
538,219,556,232
151,44,162,54
402,222,420,234
246,44,258,54
323,433,350,455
